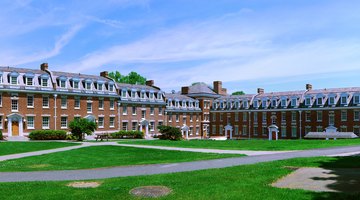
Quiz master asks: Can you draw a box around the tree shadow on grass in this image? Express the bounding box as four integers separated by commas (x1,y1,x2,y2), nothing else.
309,155,360,200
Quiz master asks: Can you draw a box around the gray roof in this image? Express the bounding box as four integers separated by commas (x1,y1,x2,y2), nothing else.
165,93,196,101
116,83,160,92
255,90,305,99
0,66,44,74
218,94,255,100
306,87,360,95
52,71,110,82
188,83,216,94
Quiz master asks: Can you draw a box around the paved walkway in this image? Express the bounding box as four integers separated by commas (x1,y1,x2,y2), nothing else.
116,143,292,156
1,145,360,182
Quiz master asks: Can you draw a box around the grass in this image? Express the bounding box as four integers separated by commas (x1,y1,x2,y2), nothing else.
0,156,359,199
0,145,244,172
120,139,360,151
0,141,80,156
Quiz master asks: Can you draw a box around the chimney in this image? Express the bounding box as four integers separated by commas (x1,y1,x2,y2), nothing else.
40,63,48,71
306,84,313,91
257,88,264,94
213,81,223,94
100,71,109,78
181,86,189,95
146,80,154,87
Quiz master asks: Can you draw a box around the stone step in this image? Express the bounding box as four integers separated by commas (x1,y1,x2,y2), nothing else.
6,136,30,141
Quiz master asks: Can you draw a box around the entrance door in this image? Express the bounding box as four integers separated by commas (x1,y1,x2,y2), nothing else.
272,131,276,140
12,121,19,136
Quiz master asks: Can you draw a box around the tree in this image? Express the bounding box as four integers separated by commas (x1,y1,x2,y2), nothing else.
158,125,182,141
109,70,147,85
232,91,245,95
69,118,97,141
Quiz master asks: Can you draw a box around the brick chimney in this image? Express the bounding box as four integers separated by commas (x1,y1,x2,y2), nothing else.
181,86,189,95
257,88,264,94
40,63,48,71
306,84,313,91
213,81,223,94
100,71,109,78
146,80,154,87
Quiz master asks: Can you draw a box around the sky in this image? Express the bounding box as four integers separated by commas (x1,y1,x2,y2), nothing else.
1,0,360,94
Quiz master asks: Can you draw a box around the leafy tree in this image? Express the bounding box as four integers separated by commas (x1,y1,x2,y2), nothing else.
109,70,147,85
69,118,97,141
158,125,182,141
232,91,245,95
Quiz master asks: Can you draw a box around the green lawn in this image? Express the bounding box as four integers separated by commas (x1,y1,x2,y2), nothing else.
121,139,360,151
0,142,80,156
0,156,359,200
0,145,244,172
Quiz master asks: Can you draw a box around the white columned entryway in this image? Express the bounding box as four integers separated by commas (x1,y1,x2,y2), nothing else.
268,124,279,141
224,124,233,139
7,113,24,137
139,118,150,139
181,124,189,140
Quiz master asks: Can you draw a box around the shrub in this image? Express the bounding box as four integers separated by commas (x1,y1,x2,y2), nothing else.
69,118,97,141
29,130,67,140
158,125,182,141
111,130,144,139
0,130,3,140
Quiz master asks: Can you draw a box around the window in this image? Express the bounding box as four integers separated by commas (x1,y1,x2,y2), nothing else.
122,122,128,130
27,95,34,107
196,126,200,135
317,97,323,106
253,100,258,108
354,127,360,136
87,102,92,113
42,78,48,87
61,96,67,108
341,110,347,121
26,77,33,86
235,113,239,121
305,126,312,134
281,126,286,137
317,111,323,122
291,98,297,107
98,84,103,91
262,126,267,135
60,80,66,88
235,126,239,135
150,107,154,115
86,82,91,90
253,125,258,136
196,114,199,121
281,112,286,122
262,100,267,108
316,126,323,132
43,96,49,108
27,116,34,129
123,106,128,115
110,99,115,110
150,121,155,131
73,81,79,89
74,97,80,109
132,122,137,131
61,117,67,128
11,99,18,111
243,100,248,108
141,92,145,99
305,97,311,106
262,112,266,123
219,114,223,121
176,114,179,122
329,96,335,105
291,126,297,137
98,117,104,128
281,99,286,107
212,125,216,135
11,76,17,85
341,96,347,105
122,90,127,97
42,117,50,129
98,99,104,110
142,110,146,119
305,112,311,122
329,114,335,125
219,125,223,135
131,91,136,98
0,116,3,129
243,112,247,122
354,110,360,121
340,126,347,132
168,114,172,122
109,117,115,128
272,99,277,108
354,95,360,104
109,84,114,92
291,112,296,122
182,116,186,124
242,126,247,135
159,107,163,115
132,107,137,115
149,93,154,99
190,114,193,122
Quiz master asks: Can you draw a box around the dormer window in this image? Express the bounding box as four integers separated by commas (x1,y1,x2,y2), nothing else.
98,83,103,91
149,92,154,99
354,95,360,104
175,101,179,107
0,73,3,84
291,98,297,107
182,101,186,108
317,97,323,106
235,101,239,109
73,81,79,89
341,95,348,105
243,100,248,108
262,100,267,108
109,84,114,92
141,91,145,99
253,100,258,108
329,96,335,105
40,74,49,87
305,97,311,106
167,100,172,107
220,102,224,109
281,98,287,107
131,91,136,98
272,99,277,108
86,82,91,90
26,77,33,86
157,92,162,100
121,90,127,98
9,71,19,85
60,80,66,88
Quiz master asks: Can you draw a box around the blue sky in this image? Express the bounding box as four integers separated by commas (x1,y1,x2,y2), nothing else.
1,0,360,94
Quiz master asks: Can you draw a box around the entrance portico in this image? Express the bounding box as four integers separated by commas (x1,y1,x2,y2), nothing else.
224,124,233,139
181,124,189,140
139,118,150,139
268,124,279,141
7,113,24,137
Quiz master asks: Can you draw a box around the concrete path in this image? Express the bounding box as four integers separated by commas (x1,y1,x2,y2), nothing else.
1,145,360,182
116,143,292,156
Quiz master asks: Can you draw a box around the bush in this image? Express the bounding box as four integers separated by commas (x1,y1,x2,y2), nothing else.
111,130,144,139
69,118,97,141
0,130,3,140
29,130,67,140
158,125,182,141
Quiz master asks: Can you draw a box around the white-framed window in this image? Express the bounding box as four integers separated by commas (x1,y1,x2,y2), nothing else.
61,117,67,129
11,76,17,85
219,114,223,121
281,112,286,122
329,96,335,105
0,116,3,129
354,95,360,104
317,97,323,106
26,77,33,86
291,98,297,107
341,110,347,121
87,102,92,113
341,96,347,105
60,80,66,88
61,96,67,108
74,97,80,109
27,116,34,129
243,100,248,108
281,126,286,137
159,107,163,115
122,122,128,130
235,113,239,121
262,100,267,108
253,112,258,122
291,112,296,122
11,99,18,111
150,121,155,131
234,125,239,135
98,83,103,91
123,106,128,115
176,114,179,122
41,78,48,87
305,112,311,122
43,96,49,108
109,99,115,110
253,100,258,108
122,90,127,97
168,114,172,122
243,112,247,122
354,110,360,121
141,92,145,99
27,95,34,108
340,126,347,132
291,126,297,137
0,76,2,84
317,111,323,122
190,114,193,122
212,125,216,135
42,117,50,129
305,97,311,106
109,117,115,128
150,107,154,115
98,99,104,110
316,126,323,132
242,125,247,135
329,113,335,125
281,98,286,107
262,112,267,123
149,93,154,99
132,106,137,115
142,110,146,119
98,117,104,128
131,91,136,98
272,99,277,108
305,126,312,134
109,84,114,92
132,122,137,131
253,125,258,136
86,82,92,90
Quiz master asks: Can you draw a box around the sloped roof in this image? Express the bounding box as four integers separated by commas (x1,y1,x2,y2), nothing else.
116,83,160,91
52,71,110,82
188,83,216,94
165,92,196,101
306,87,360,95
256,90,305,98
0,66,44,74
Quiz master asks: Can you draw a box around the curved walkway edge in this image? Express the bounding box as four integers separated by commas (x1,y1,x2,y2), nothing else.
1,145,360,182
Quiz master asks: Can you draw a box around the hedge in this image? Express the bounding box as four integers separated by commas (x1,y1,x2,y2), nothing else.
158,125,182,141
111,130,144,139
0,130,3,140
29,130,67,140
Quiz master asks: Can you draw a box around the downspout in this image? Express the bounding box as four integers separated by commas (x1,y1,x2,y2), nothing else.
118,98,121,131
54,94,57,130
